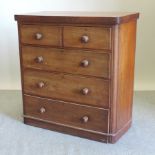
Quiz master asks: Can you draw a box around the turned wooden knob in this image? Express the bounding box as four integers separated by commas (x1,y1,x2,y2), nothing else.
82,116,89,123
37,81,45,88
35,56,44,63
81,88,89,95
81,60,89,67
81,35,89,43
40,107,46,114
35,33,43,40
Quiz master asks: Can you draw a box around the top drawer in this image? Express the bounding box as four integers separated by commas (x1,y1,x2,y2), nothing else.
20,25,62,46
64,26,111,50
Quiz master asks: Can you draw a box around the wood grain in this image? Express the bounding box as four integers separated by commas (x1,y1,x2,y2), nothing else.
20,24,62,46
116,21,137,131
21,46,111,78
15,11,139,25
64,26,111,50
24,95,109,133
23,69,110,108
24,117,109,143
15,12,139,143
24,111,132,143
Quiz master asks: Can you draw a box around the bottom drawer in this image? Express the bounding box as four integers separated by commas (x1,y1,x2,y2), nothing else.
24,95,109,133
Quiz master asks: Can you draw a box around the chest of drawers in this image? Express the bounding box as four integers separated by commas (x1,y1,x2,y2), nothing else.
15,12,139,143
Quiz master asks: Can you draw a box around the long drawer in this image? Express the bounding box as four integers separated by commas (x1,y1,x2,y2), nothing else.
24,95,109,133
21,46,111,78
23,69,110,108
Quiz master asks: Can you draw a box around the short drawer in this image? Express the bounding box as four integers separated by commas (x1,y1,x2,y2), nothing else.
22,46,111,78
23,69,110,108
64,26,111,50
20,25,62,46
24,95,109,133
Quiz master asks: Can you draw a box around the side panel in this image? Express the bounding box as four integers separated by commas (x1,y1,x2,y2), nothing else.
110,20,137,143
117,20,137,130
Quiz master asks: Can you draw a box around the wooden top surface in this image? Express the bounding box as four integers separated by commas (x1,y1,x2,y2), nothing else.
15,11,139,25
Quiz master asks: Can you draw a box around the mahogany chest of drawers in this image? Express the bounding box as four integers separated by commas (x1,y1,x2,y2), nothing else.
15,12,139,143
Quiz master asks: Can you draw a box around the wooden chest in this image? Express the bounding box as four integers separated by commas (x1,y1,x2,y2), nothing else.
15,12,139,143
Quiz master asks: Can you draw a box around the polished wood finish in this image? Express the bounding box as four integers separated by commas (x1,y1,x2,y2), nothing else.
21,46,111,78
23,69,109,108
15,11,139,25
24,117,109,143
64,26,111,50
116,21,137,132
20,24,62,46
24,95,109,133
15,12,139,143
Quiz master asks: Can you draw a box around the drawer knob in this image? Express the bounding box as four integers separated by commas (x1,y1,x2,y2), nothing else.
81,88,89,95
35,56,44,63
40,107,46,114
81,35,89,43
37,81,45,88
35,33,43,40
81,60,89,67
82,116,89,123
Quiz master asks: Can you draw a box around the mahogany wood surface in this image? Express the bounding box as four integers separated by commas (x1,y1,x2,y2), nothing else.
21,46,111,78
24,116,132,143
15,12,139,143
24,117,109,143
63,26,111,50
23,69,110,108
24,95,109,133
20,24,62,46
15,11,139,25
116,21,137,131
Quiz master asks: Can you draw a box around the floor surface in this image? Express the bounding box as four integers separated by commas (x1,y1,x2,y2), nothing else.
0,90,155,155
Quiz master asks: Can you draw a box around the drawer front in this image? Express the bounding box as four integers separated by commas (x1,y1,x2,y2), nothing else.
22,46,110,78
20,25,62,46
23,69,110,108
24,95,109,133
64,26,111,50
